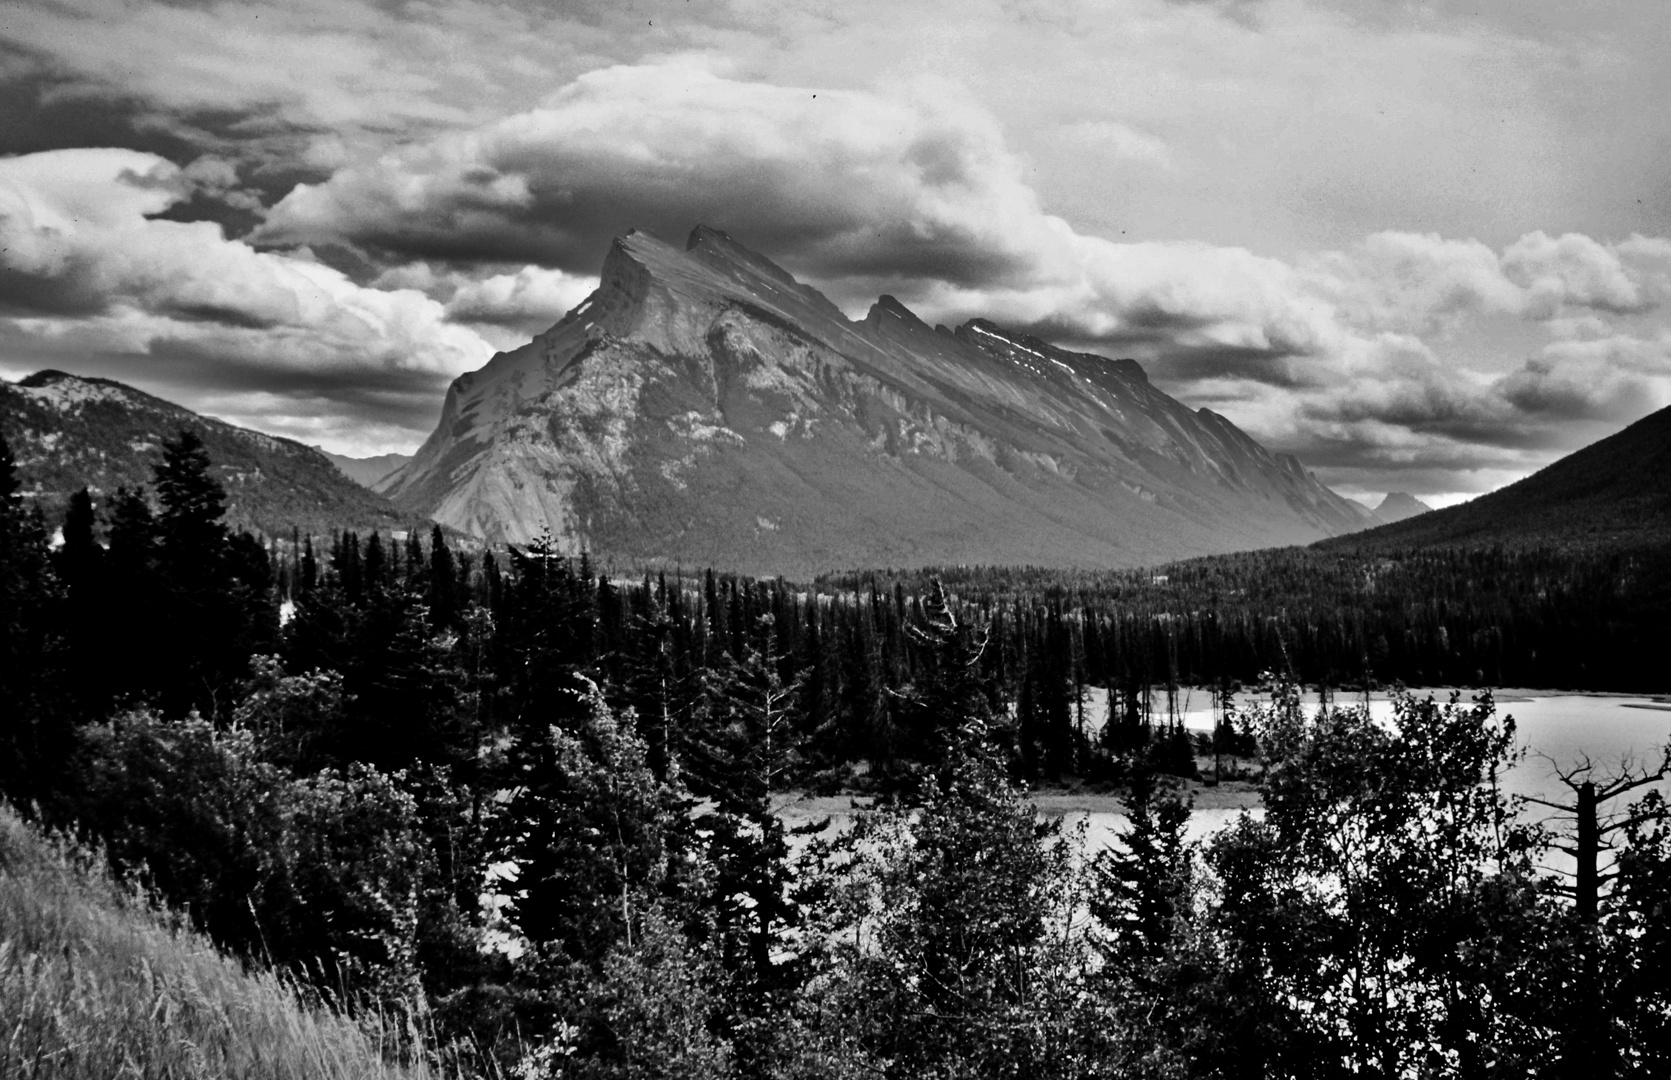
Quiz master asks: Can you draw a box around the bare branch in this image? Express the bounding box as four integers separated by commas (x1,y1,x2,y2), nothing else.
1598,807,1668,837
1518,795,1578,814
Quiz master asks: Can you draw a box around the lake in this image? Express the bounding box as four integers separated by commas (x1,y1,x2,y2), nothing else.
778,689,1671,860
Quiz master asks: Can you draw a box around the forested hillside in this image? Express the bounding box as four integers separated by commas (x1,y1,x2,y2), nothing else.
818,541,1671,695
1321,402,1671,551
6,427,1671,1078
0,370,408,537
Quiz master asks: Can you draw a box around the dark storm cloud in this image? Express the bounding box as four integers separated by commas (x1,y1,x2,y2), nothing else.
981,308,1313,390
0,263,111,318
1298,387,1525,448
253,64,1048,289
0,319,454,446
142,334,455,430
1147,344,1308,389
1001,306,1219,352
0,69,198,161
1492,343,1671,426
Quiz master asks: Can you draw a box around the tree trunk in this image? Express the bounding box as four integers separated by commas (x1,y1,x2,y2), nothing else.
1576,781,1599,924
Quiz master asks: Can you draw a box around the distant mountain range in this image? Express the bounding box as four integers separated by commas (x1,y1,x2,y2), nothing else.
379,225,1380,577
1323,405,1671,551
8,326,1662,569
1,370,408,537
319,450,414,489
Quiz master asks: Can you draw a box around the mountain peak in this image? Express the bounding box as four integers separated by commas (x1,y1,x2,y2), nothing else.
685,223,734,251
1374,491,1432,523
18,369,77,388
866,294,931,331
13,369,141,412
683,223,810,298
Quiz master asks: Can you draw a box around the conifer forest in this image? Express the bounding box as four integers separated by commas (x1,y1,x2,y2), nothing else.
4,429,1671,1079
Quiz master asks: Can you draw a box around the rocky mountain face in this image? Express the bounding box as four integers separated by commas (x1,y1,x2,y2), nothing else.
2,370,408,537
1325,404,1671,553
380,226,1375,576
320,450,413,489
1373,492,1433,524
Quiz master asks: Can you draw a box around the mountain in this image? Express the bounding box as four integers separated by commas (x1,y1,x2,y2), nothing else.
380,225,1375,577
1373,492,1432,524
320,450,413,489
1322,404,1671,552
1,370,410,537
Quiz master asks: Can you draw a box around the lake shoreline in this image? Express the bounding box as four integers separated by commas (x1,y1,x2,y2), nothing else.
774,775,1265,826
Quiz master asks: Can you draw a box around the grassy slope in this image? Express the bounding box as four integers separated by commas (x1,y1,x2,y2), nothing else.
0,807,434,1080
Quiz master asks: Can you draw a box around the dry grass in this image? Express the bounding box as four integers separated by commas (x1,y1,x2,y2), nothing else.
0,806,437,1080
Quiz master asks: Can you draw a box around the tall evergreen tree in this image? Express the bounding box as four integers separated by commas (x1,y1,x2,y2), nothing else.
893,578,993,786
1088,757,1193,972
151,430,268,717
0,430,62,807
687,616,814,1072
104,485,163,704
428,524,458,628
55,488,111,719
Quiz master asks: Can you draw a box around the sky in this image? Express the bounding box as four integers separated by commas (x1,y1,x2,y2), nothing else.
2,0,1670,505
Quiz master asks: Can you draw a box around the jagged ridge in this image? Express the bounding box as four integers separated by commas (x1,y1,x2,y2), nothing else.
381,226,1374,575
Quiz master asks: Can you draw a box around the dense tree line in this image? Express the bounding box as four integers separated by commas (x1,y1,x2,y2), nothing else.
4,427,1671,1077
820,544,1671,694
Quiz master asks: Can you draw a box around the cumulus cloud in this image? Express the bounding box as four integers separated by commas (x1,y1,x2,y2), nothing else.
0,148,495,446
242,60,1671,492
1302,229,1671,334
1055,120,1177,170
1502,231,1654,317
372,262,598,337
255,61,1059,286
254,63,1352,374
8,0,1671,493
1494,330,1671,422
1304,233,1523,333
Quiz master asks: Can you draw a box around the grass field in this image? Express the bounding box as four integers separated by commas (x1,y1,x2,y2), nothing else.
0,806,439,1080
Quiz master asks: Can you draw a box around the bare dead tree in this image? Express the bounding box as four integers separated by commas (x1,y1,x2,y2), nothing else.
1523,745,1671,922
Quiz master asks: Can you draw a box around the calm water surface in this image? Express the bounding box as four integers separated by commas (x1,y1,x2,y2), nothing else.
781,691,1671,858
1059,689,1671,854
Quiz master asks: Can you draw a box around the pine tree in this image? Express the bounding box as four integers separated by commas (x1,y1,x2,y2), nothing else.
155,429,228,577
55,488,111,719
0,430,62,806
1088,756,1193,970
689,618,811,1014
503,677,689,966
104,486,162,703
895,578,993,784
151,430,260,717
428,524,458,628
826,712,1084,1076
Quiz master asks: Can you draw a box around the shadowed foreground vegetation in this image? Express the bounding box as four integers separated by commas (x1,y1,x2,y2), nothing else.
0,805,436,1080
7,429,1671,1078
